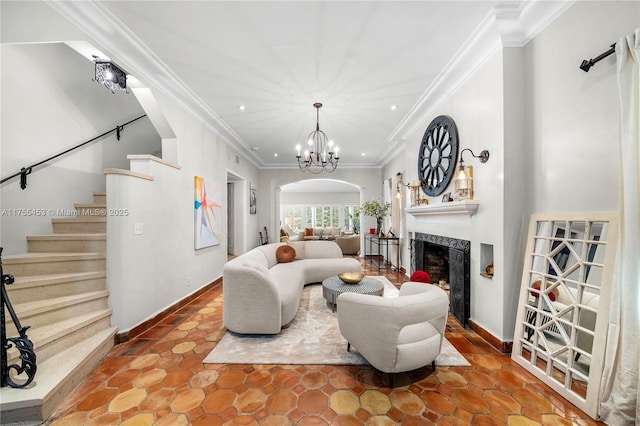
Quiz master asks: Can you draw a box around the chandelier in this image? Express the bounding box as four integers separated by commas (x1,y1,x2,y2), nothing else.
295,103,339,173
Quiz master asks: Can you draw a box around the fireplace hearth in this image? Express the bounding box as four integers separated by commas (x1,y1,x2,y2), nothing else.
411,233,470,326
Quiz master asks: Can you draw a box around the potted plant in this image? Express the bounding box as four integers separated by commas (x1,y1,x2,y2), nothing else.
360,200,391,236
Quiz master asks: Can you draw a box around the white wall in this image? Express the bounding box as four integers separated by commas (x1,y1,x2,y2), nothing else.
226,147,261,251
1,43,160,254
523,0,638,214
0,1,262,332
381,149,407,269
384,0,639,343
502,48,527,338
107,88,263,332
280,192,360,205
387,51,509,339
258,167,384,248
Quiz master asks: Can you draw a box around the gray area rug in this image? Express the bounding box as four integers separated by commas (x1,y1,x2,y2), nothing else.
204,276,469,366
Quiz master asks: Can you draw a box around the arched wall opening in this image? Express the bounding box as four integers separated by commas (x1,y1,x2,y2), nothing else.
276,178,364,249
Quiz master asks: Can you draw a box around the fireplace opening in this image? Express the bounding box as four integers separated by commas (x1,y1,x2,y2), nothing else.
424,244,449,287
412,233,470,326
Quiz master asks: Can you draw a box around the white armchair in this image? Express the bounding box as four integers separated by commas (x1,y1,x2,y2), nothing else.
337,282,449,374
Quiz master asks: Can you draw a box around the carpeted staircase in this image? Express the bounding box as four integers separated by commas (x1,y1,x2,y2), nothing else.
0,192,116,425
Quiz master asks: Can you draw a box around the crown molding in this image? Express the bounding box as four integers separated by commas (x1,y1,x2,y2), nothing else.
383,1,574,158
45,1,573,172
377,139,407,169
45,0,264,169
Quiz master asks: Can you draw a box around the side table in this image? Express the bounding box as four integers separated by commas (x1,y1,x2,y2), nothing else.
364,235,400,272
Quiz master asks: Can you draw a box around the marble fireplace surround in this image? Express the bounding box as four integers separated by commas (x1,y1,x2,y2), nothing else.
411,232,470,327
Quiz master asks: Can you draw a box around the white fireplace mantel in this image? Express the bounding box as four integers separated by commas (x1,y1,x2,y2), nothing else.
406,200,479,217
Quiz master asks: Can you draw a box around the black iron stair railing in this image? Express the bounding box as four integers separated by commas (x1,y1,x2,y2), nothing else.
1,247,37,388
0,114,147,190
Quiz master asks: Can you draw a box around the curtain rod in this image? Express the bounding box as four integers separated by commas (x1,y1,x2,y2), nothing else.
580,43,616,72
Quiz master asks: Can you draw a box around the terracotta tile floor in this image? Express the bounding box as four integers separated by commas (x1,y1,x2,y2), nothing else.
46,258,604,425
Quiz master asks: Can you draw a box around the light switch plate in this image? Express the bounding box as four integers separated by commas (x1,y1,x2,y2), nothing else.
134,222,144,235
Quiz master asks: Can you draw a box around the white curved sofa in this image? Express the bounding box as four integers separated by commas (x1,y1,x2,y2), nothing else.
223,241,362,334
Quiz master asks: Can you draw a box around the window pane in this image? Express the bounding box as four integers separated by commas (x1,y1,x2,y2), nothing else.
323,207,330,227
305,207,312,228
282,205,303,232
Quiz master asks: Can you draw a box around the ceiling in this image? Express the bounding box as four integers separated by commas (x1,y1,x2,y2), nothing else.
281,179,359,193
51,1,567,168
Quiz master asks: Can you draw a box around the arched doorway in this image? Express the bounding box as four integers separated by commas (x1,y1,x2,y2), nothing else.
278,178,362,238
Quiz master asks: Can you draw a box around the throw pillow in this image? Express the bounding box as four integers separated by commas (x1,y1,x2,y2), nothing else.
276,245,296,263
305,227,313,237
288,241,305,260
410,270,431,283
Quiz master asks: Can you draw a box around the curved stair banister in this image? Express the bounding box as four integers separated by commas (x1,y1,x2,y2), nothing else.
0,247,37,388
0,114,147,190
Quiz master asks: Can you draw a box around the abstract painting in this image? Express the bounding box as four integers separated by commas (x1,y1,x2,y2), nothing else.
194,176,222,249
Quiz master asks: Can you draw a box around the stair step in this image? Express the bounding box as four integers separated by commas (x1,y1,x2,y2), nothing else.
2,252,105,276
7,272,106,304
51,217,106,234
73,203,107,217
92,191,106,205
6,308,113,367
0,327,116,424
27,233,106,253
6,290,110,333
0,190,115,424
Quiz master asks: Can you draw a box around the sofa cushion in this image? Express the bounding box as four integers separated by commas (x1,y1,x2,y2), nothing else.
269,266,305,325
297,258,362,284
304,240,344,259
239,261,269,276
256,243,285,269
276,245,296,263
288,241,305,259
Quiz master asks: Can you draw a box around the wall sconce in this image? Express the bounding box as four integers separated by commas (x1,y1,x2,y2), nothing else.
395,172,423,207
455,149,489,200
93,57,128,93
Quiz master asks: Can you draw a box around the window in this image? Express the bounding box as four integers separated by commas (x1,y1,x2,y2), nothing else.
283,205,303,231
281,204,359,232
343,206,360,233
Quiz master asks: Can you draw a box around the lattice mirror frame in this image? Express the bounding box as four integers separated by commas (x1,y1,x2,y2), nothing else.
512,212,618,419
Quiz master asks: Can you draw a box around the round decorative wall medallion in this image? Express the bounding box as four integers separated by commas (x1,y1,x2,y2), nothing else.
418,115,459,196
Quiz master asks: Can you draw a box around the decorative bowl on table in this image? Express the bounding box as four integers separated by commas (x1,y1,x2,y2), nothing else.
338,272,365,284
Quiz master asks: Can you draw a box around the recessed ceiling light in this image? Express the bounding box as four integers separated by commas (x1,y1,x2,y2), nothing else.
362,153,366,156
251,146,259,151
238,105,246,111
274,153,278,157
390,105,398,111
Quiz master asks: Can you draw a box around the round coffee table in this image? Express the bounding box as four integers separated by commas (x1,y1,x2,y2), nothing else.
322,276,384,312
